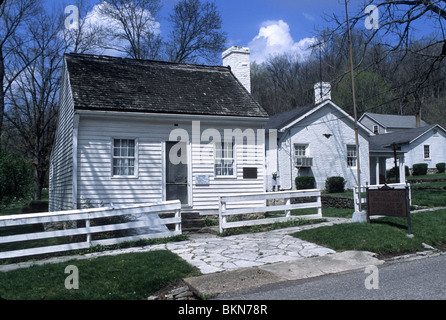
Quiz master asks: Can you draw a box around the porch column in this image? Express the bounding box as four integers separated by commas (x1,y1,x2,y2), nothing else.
375,157,380,185
399,155,406,183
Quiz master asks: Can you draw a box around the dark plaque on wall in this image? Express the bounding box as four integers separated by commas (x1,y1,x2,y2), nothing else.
243,167,257,179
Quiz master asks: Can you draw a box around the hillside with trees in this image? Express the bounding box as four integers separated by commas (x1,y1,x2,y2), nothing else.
251,0,446,130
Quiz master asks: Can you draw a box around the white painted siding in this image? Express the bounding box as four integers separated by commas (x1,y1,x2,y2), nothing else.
191,124,265,212
76,114,266,213
387,128,446,169
77,116,165,207
49,62,74,211
273,104,370,190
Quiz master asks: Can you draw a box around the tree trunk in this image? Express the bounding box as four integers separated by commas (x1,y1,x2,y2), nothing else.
0,46,4,152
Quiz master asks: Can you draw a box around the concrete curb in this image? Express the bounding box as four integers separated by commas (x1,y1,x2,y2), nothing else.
184,250,384,299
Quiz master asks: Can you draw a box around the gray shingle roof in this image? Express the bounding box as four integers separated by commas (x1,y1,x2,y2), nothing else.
368,124,438,152
265,103,316,130
362,112,429,129
65,53,268,118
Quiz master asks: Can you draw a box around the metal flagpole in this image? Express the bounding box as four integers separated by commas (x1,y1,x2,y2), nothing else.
345,0,363,214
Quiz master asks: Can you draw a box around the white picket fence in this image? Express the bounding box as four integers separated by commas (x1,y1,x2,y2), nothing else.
218,189,322,233
353,182,412,212
0,200,181,260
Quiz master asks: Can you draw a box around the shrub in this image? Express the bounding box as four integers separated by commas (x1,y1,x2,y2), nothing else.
386,166,410,178
436,162,445,173
412,163,428,176
325,176,346,193
295,176,315,190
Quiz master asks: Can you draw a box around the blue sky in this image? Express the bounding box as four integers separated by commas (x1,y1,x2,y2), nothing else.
52,0,365,63
161,0,350,62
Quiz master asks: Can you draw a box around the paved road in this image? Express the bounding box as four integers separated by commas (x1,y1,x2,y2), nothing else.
216,253,446,300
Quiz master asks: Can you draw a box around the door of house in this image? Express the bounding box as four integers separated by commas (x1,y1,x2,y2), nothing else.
165,141,189,205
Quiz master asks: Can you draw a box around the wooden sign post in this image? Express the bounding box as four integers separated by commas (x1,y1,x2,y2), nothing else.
366,184,412,235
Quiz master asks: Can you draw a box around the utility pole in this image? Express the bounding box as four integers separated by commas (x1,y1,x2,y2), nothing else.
345,0,364,219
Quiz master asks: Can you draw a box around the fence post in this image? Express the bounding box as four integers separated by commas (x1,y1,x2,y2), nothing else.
218,196,226,234
175,208,181,232
285,198,291,218
86,214,91,246
317,192,322,217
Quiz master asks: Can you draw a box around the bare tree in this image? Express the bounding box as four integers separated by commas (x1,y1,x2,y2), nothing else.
0,0,40,149
251,53,319,115
166,0,226,64
324,0,446,114
5,9,65,200
62,0,106,54
98,0,162,59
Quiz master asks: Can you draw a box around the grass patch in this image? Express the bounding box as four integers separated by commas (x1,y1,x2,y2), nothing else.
0,250,200,300
320,207,353,218
0,234,188,265
407,172,446,180
291,209,446,258
411,188,446,207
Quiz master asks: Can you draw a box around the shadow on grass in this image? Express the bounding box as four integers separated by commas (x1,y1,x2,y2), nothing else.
371,218,409,232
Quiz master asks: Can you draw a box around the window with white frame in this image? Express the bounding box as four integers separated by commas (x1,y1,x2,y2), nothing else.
215,141,235,177
294,144,307,157
424,145,430,159
347,145,357,167
112,138,136,176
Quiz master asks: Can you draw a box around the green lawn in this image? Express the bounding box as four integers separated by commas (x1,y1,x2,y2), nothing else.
410,181,446,207
291,209,446,258
0,250,199,300
407,172,446,180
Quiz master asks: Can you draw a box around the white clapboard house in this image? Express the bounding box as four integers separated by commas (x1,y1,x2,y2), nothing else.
49,47,269,215
265,82,372,191
360,113,446,173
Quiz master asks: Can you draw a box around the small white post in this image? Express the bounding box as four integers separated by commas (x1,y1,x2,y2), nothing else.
218,196,227,233
285,198,291,218
86,215,91,245
175,208,181,233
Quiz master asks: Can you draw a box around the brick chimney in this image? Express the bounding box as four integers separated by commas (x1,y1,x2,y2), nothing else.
222,46,251,93
314,82,331,104
415,112,421,128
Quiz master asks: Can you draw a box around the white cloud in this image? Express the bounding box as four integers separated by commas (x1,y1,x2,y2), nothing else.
248,20,317,64
302,12,316,22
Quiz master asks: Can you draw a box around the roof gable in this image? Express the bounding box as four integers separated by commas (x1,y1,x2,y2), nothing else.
65,54,268,118
266,100,371,135
360,112,429,129
368,124,445,149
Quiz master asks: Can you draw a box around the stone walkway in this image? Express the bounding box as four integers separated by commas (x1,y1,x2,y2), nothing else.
0,217,349,274
153,217,348,274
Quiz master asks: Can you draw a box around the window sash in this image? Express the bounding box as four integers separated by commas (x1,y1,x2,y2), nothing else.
113,139,136,176
215,141,235,176
424,145,430,159
347,145,357,167
294,145,307,157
